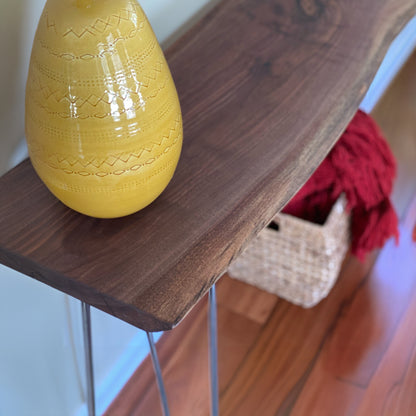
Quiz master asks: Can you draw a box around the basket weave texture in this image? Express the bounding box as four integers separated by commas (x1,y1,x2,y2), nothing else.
228,196,350,308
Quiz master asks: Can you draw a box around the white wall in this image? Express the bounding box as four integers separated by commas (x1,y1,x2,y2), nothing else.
0,0,37,174
0,264,163,416
0,1,218,415
0,268,84,416
360,15,416,113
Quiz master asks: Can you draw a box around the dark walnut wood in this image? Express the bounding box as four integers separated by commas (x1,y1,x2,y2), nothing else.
1,0,415,331
105,61,416,415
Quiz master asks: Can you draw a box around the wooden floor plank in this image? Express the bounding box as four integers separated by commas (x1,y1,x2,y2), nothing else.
354,200,416,416
218,254,378,416
384,342,416,416
291,196,416,415
216,275,278,325
104,281,274,416
290,378,365,416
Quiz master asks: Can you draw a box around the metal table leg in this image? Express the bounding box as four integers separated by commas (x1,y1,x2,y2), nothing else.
147,332,170,416
81,302,96,416
80,290,218,416
209,285,219,416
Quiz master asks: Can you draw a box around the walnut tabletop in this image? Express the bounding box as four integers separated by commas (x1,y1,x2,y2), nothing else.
1,0,415,331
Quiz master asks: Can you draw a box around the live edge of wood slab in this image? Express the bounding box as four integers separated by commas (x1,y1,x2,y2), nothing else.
1,0,415,332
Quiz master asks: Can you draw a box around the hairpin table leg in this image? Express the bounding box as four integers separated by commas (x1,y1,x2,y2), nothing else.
146,332,170,416
209,285,219,416
81,302,96,416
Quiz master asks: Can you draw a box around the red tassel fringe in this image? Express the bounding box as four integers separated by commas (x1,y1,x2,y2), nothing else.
283,110,399,261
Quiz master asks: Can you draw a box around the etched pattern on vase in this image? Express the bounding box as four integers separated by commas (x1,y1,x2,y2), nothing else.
25,0,183,218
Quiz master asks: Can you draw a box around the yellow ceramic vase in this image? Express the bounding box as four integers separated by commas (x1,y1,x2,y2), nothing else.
25,0,183,218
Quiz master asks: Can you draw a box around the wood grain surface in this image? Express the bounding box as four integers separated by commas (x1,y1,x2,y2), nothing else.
104,50,416,415
1,0,415,331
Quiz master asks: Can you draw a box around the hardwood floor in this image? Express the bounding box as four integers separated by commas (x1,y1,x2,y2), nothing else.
104,53,416,416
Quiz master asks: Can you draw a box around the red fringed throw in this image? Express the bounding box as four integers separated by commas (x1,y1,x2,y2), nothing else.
283,110,399,261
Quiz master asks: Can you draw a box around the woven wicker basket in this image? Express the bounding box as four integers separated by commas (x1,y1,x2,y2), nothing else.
228,195,350,307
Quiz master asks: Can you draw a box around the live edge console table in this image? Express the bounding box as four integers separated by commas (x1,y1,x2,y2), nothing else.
1,1,415,415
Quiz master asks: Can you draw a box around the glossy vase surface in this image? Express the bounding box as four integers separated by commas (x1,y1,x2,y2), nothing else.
25,0,183,218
